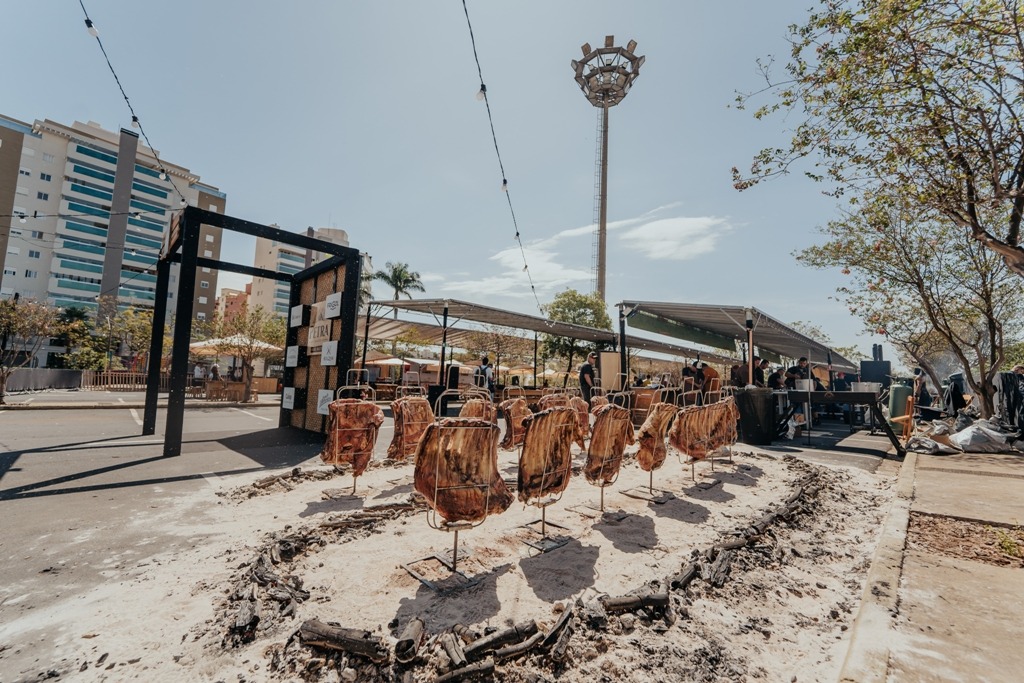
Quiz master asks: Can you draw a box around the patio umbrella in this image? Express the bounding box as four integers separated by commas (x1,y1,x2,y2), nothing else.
362,357,410,367
188,335,282,357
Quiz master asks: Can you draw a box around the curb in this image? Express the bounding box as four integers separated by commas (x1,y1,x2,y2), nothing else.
0,401,281,411
838,449,917,682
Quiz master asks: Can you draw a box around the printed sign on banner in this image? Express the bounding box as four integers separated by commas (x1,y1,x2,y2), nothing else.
308,302,331,354
285,345,300,367
289,305,305,328
324,292,342,319
320,340,338,366
317,389,334,415
282,387,295,410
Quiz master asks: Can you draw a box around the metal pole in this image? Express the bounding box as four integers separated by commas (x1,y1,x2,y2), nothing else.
597,104,609,301
745,308,754,385
533,332,538,388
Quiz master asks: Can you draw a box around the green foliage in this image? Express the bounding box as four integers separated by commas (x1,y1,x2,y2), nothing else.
540,289,613,372
0,297,65,403
373,262,425,308
797,189,1024,416
1003,340,1024,369
63,347,108,370
735,0,1024,276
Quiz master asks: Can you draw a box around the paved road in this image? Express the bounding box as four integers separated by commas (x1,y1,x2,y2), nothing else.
0,404,322,672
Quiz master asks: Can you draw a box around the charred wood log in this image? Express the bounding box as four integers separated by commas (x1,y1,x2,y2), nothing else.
493,630,544,661
433,657,495,683
463,620,537,661
298,619,388,662
438,632,467,669
395,618,425,664
599,593,669,613
703,548,735,587
668,562,699,591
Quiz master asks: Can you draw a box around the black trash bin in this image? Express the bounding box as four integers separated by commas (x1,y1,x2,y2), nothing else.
734,387,774,445
427,384,446,416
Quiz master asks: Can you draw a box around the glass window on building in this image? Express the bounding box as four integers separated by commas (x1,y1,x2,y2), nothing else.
40,173,52,182
42,152,54,163
37,192,49,200
200,281,209,289
25,270,38,278
28,250,40,258
198,296,208,304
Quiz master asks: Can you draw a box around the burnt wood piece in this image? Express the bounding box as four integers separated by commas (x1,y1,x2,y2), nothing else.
539,607,575,649
704,548,735,587
668,562,699,591
433,657,495,683
493,631,544,661
395,618,425,664
439,632,467,669
463,620,537,661
551,615,576,662
599,593,669,613
298,619,389,662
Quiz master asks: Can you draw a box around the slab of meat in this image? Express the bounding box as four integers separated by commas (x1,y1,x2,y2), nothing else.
568,396,591,450
413,417,514,524
517,407,577,506
583,404,635,486
668,397,740,461
499,398,532,451
537,394,570,411
589,396,609,413
459,398,497,423
387,396,434,460
321,399,385,476
636,402,678,472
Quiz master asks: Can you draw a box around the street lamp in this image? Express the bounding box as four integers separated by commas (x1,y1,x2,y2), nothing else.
571,36,645,301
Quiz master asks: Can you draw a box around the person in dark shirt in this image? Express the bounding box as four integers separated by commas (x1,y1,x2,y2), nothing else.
766,367,786,390
785,357,809,389
833,371,851,392
579,352,597,404
753,358,770,387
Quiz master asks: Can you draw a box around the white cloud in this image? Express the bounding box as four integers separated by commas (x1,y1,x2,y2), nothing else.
617,216,732,260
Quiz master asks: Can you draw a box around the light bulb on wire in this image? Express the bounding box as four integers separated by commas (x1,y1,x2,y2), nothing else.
476,84,486,101
501,178,508,192
85,18,98,37
158,170,167,180
18,214,27,224
131,116,140,129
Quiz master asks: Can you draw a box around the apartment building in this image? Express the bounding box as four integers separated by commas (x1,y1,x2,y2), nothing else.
249,227,350,317
216,284,250,323
0,115,225,322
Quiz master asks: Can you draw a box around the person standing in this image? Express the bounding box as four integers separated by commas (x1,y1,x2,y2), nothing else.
785,357,809,389
477,356,495,397
579,352,597,404
913,367,933,408
210,362,222,382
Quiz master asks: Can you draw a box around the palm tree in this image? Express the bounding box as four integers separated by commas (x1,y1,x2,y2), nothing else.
373,262,425,320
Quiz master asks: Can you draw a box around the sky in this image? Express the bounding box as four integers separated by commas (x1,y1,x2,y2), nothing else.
3,1,897,365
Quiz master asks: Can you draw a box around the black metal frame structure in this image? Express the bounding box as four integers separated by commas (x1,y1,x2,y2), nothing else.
143,206,361,457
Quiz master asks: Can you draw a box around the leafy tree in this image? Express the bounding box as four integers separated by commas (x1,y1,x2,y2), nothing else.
798,191,1024,417
540,289,613,386
372,261,426,355
0,298,64,404
63,347,107,371
373,262,425,318
1003,340,1024,369
113,307,154,372
210,304,286,402
465,325,535,383
734,0,1024,277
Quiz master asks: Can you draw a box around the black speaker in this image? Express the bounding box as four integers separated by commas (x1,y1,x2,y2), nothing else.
859,360,892,388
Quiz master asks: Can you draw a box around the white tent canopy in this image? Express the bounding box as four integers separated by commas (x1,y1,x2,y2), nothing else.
188,335,282,358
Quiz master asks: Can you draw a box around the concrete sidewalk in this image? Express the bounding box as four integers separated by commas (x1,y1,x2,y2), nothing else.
841,448,1024,682
0,388,281,409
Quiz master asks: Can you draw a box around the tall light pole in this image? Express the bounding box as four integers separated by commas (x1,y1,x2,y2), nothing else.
571,36,644,301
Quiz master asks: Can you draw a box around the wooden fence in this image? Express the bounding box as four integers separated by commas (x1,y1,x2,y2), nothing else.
81,371,280,394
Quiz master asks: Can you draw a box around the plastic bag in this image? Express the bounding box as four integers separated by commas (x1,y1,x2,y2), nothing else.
948,423,1012,453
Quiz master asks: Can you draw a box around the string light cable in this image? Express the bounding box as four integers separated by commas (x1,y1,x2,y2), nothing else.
76,0,188,207
460,0,545,316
